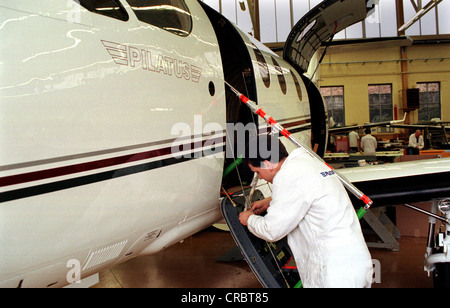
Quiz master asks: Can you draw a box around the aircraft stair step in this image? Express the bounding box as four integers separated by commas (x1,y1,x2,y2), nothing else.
361,207,400,251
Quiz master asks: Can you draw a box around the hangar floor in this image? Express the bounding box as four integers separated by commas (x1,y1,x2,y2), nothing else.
92,227,434,288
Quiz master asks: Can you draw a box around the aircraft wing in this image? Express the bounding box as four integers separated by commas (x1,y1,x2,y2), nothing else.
329,113,408,134
284,0,372,74
329,122,397,134
338,157,450,208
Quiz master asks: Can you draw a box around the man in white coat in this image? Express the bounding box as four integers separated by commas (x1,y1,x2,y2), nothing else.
408,129,424,155
239,135,373,288
360,128,377,156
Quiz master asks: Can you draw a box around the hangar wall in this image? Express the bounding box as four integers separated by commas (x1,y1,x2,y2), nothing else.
319,41,450,127
318,41,450,238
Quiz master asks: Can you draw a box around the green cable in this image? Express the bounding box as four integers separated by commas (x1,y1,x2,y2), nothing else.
357,207,367,220
294,280,303,288
222,156,243,178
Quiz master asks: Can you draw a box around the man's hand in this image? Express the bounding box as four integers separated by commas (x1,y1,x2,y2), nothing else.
251,197,271,214
239,210,254,226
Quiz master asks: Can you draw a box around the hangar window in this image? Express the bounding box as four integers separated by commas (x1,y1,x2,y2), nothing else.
417,82,441,122
368,84,393,123
320,86,345,127
126,0,192,36
76,0,129,21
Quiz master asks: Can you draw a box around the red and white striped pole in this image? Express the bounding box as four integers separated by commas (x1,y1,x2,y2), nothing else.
225,81,373,211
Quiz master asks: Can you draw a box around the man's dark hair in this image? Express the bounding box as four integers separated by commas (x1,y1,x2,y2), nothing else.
243,134,289,167
365,128,371,135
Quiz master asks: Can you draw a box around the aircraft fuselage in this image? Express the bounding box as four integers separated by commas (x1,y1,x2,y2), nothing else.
0,0,315,287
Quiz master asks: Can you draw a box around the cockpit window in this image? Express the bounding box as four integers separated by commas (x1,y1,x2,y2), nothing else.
76,0,129,21
125,0,192,37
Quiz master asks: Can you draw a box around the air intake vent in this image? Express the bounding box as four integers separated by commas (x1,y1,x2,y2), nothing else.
82,240,127,271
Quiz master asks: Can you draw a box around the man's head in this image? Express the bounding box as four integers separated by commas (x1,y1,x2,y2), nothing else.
243,134,289,183
415,129,422,137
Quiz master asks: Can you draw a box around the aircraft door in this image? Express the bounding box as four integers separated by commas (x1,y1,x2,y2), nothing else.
200,2,257,189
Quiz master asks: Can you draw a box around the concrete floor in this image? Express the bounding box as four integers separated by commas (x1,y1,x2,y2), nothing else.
92,227,434,288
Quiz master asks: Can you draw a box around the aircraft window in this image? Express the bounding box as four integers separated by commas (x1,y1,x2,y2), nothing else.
251,43,270,88
76,0,129,21
125,0,192,36
271,56,286,95
290,70,302,101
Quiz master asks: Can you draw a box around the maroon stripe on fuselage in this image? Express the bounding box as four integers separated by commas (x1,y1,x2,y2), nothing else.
0,146,172,188
0,136,226,188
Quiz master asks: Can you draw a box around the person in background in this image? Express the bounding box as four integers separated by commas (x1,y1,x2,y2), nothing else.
407,129,424,155
348,130,360,153
360,128,377,156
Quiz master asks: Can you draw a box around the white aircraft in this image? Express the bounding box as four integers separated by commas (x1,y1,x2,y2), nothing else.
0,0,449,288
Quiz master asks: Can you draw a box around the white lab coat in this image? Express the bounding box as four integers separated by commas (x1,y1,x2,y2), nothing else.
360,134,377,156
408,133,424,150
247,148,373,288
348,131,360,148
